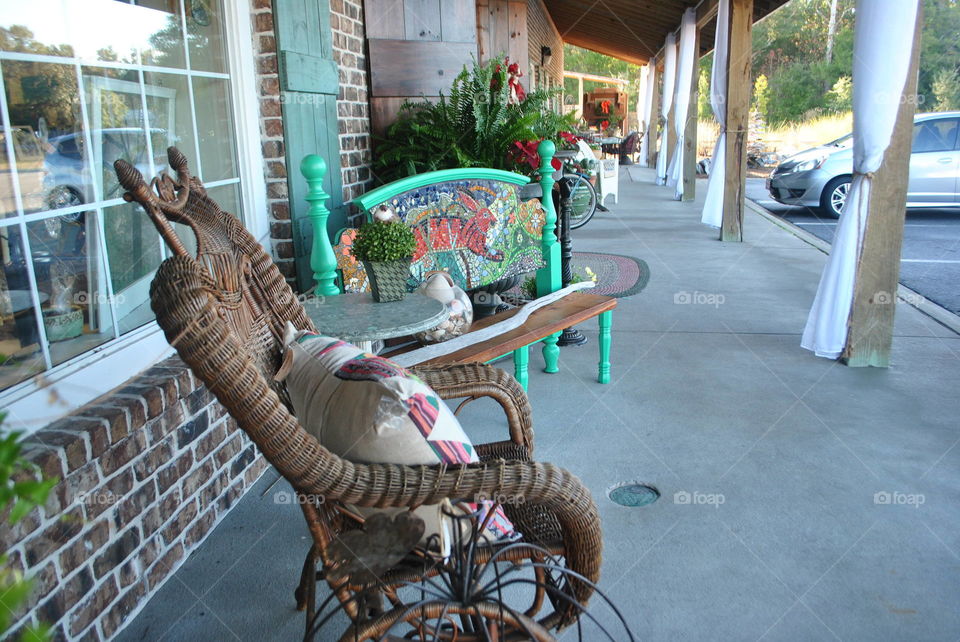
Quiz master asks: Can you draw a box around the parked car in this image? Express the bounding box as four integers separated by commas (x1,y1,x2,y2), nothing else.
767,111,960,217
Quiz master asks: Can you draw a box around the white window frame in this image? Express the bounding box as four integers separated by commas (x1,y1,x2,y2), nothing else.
1,2,266,434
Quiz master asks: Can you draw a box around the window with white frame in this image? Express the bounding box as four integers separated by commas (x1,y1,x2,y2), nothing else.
0,0,258,424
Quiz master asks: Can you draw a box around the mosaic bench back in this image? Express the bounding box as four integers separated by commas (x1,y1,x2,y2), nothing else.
336,170,547,293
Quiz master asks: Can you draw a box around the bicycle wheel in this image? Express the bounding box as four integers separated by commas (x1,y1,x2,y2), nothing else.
562,174,598,230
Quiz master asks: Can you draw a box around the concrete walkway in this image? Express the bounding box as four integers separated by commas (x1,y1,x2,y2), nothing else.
117,168,960,641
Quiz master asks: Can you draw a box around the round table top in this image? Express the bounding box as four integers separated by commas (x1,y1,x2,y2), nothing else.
301,293,448,343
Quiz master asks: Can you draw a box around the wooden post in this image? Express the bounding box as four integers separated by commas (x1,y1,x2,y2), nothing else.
720,0,752,242
682,26,700,201
300,154,340,296
577,76,584,120
842,5,922,367
647,58,661,168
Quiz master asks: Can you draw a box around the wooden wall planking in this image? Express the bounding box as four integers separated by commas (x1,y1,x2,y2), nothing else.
365,0,405,38
404,0,442,40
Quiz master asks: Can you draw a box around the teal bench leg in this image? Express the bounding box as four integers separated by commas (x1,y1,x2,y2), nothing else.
598,310,612,383
513,346,529,390
542,331,560,374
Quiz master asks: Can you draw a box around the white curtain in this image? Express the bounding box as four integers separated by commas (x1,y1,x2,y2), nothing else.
655,33,677,185
668,8,698,197
701,0,729,228
638,63,654,167
801,0,919,359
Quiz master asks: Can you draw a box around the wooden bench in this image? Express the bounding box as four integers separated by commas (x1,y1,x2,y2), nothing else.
304,141,617,387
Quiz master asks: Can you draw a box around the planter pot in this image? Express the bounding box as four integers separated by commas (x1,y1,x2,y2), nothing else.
363,258,412,302
43,306,83,342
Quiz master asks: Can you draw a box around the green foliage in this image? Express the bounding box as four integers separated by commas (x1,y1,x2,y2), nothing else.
825,75,852,113
373,57,574,182
931,67,960,111
350,221,416,263
698,69,713,121
752,74,770,121
1,420,56,641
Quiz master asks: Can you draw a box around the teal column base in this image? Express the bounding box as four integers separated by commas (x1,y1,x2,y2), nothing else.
598,310,612,383
542,331,560,374
513,346,529,390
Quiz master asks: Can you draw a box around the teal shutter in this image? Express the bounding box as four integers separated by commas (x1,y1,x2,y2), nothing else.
274,0,345,292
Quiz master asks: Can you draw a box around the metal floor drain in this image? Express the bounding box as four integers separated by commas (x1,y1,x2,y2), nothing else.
608,482,660,507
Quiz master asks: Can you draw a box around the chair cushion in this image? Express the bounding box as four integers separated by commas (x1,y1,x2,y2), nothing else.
277,323,516,547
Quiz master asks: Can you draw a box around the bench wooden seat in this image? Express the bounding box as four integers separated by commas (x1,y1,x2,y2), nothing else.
386,291,616,387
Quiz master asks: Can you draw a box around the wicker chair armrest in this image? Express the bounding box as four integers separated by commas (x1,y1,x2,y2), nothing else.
410,362,535,454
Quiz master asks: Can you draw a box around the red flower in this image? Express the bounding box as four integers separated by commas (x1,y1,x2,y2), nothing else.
560,131,580,144
507,139,562,173
601,120,610,130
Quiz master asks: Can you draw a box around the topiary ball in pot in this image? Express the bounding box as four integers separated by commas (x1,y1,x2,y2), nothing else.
351,220,417,302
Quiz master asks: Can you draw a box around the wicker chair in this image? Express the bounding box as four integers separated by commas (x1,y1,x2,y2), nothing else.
114,148,602,640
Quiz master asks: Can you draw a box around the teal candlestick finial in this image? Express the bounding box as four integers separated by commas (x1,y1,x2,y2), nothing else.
300,154,340,296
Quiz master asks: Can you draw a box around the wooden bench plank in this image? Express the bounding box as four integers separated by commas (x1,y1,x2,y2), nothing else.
387,292,616,365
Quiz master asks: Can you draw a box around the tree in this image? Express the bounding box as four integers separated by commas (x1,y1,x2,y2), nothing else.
825,75,852,113
698,69,713,120
931,67,960,110
752,74,770,121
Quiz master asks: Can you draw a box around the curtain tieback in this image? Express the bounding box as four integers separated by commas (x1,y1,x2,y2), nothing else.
853,170,876,180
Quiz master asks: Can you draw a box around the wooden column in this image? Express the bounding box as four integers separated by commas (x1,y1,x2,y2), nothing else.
647,58,661,168
681,26,700,201
842,5,922,367
720,0,752,242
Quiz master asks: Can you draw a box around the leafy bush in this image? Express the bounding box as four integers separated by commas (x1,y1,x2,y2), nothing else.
1,422,56,641
373,57,575,182
351,221,416,263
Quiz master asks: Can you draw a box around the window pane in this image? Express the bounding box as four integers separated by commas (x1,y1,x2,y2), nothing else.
59,0,182,67
135,0,187,69
27,214,115,366
185,0,227,73
192,76,237,182
82,66,150,201
142,71,197,168
0,1,73,58
912,119,960,154
103,201,162,334
0,131,21,218
1,60,87,214
205,182,242,220
0,224,46,387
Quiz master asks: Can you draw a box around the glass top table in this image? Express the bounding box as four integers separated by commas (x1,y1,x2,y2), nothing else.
301,293,448,350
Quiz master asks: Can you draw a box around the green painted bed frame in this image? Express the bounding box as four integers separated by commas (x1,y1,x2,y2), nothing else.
300,141,611,386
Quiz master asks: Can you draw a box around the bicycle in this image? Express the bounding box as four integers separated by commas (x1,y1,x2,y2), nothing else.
557,159,599,230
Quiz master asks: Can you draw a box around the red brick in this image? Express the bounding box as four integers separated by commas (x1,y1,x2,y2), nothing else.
84,469,133,520
142,487,181,537
99,432,147,477
147,543,183,589
60,519,111,576
263,118,283,138
92,527,140,579
24,506,83,566
114,480,156,528
0,505,41,550
35,428,88,473
270,201,290,220
157,450,194,494
161,499,198,547
194,422,225,461
100,580,147,638
21,443,66,482
254,12,273,32
79,405,128,444
183,508,216,549
38,566,94,624
69,575,119,637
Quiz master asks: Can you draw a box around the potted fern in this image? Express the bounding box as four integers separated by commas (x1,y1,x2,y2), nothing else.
350,220,416,302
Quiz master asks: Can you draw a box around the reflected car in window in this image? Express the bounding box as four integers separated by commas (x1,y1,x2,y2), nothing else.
767,111,960,217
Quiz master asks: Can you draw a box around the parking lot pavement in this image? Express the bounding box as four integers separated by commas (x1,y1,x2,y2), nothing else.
746,177,960,316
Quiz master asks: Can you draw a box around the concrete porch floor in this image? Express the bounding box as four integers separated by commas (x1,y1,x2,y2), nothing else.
117,167,960,641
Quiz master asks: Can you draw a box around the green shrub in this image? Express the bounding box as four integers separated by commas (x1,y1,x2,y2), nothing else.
351,221,416,263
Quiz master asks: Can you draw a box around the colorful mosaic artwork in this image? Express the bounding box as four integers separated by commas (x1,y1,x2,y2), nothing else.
335,179,546,293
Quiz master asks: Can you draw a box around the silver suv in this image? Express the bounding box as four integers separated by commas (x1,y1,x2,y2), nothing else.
767,111,960,217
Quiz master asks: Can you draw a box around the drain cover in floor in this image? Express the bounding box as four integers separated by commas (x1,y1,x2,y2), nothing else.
608,482,660,507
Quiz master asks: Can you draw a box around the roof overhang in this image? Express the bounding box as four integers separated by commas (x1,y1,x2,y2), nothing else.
545,0,790,65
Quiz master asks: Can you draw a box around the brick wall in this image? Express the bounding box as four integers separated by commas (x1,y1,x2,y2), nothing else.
255,0,374,284
2,2,374,637
526,0,564,89
3,357,267,640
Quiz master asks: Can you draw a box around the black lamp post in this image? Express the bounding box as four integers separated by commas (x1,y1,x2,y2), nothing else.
556,177,587,347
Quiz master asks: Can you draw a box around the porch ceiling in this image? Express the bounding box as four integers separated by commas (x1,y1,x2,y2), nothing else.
544,0,790,65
